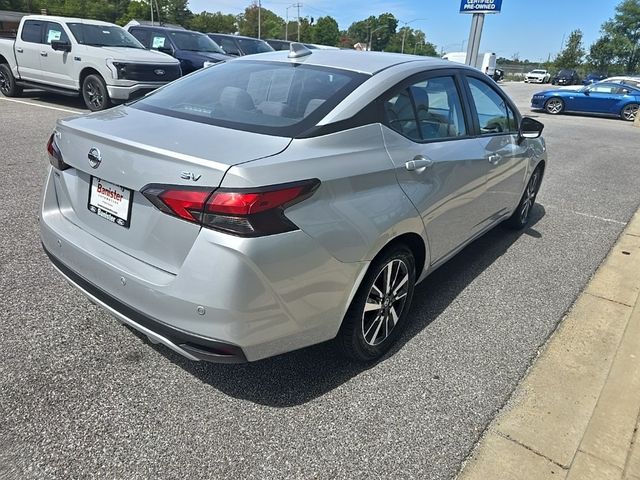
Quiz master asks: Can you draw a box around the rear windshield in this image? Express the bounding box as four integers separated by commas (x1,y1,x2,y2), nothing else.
236,37,274,55
558,69,573,76
67,23,144,49
170,31,225,54
133,60,368,137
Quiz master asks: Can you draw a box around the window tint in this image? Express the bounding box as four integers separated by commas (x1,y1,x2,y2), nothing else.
44,22,69,44
129,28,150,48
215,36,240,55
21,20,43,43
236,37,273,54
134,61,367,137
385,76,466,142
468,77,516,134
170,31,224,53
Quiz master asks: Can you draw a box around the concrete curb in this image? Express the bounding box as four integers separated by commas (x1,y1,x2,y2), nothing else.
457,208,640,480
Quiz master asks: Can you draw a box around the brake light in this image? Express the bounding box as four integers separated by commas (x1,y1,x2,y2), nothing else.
46,133,69,170
141,179,319,237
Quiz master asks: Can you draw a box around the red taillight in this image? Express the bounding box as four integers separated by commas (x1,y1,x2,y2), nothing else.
47,133,69,170
141,179,319,237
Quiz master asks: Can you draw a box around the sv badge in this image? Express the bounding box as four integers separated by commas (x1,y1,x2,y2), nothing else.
180,171,202,182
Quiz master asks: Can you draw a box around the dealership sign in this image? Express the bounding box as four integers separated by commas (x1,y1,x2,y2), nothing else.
460,0,503,13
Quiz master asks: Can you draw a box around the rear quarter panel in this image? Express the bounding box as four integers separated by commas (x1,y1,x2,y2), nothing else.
221,124,429,266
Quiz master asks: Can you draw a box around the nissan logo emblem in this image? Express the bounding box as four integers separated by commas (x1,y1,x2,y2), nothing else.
88,147,102,169
154,69,165,76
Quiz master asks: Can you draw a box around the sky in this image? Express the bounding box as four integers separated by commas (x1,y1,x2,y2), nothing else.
187,0,622,62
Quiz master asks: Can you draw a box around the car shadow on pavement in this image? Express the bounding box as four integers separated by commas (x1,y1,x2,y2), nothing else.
145,205,546,408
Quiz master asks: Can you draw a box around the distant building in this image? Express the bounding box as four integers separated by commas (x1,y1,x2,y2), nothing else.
0,10,27,38
353,42,369,51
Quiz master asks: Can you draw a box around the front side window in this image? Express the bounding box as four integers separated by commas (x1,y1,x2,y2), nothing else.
133,60,367,137
44,22,69,44
67,23,144,49
150,32,170,50
236,38,273,55
21,20,43,43
467,77,517,134
170,31,224,54
384,75,467,142
214,36,240,55
589,84,618,94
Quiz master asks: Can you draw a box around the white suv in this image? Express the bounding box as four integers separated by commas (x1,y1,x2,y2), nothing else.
525,69,551,84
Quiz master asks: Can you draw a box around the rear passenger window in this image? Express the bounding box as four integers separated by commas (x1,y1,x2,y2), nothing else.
468,77,517,135
21,20,43,43
384,76,466,142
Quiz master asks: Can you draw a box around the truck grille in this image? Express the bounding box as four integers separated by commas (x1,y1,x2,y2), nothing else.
122,64,181,82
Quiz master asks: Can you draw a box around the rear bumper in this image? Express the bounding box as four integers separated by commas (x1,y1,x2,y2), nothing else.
40,169,366,362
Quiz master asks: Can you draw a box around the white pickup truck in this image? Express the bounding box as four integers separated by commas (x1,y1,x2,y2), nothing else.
524,69,551,84
0,15,181,110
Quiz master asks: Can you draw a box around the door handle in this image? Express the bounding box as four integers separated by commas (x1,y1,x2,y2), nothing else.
40,51,48,57
16,47,23,53
405,156,434,172
487,153,502,165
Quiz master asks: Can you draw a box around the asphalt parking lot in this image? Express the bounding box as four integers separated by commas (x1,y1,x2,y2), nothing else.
1,82,640,480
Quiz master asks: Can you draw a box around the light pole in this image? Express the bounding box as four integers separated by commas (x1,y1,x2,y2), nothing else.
257,0,261,39
400,18,426,54
368,25,387,51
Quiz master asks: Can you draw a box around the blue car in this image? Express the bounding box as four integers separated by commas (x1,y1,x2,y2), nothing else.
583,73,606,85
531,82,640,121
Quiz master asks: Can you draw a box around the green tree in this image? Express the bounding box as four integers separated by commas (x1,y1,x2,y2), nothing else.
116,0,151,25
238,2,283,39
601,0,640,73
313,16,339,46
587,36,619,74
554,29,585,70
347,13,398,51
188,11,236,33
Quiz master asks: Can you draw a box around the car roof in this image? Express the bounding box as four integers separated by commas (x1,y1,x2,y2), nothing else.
234,49,456,75
132,25,200,33
208,33,266,41
23,15,115,26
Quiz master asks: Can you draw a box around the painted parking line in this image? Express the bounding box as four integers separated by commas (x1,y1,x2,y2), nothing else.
0,96,83,114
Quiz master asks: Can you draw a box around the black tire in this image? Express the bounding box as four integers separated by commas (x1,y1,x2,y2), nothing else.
620,103,638,122
506,166,543,230
337,245,416,362
544,97,564,115
82,74,112,111
0,63,22,97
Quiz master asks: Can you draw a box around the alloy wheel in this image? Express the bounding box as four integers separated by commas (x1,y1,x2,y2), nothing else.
520,170,540,224
85,80,104,109
362,259,410,346
0,70,9,95
545,98,563,114
622,104,638,121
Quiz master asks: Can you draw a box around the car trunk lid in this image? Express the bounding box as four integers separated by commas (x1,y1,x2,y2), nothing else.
52,106,291,274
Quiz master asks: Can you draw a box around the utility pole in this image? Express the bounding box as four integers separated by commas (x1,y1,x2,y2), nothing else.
400,18,426,54
258,0,261,39
296,3,301,42
150,0,153,26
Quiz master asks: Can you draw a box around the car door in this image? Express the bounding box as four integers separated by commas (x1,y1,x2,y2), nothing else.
39,21,74,88
13,19,45,82
577,83,620,113
465,74,530,220
381,70,489,264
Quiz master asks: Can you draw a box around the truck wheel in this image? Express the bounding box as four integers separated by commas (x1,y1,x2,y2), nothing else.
0,63,22,97
82,74,112,111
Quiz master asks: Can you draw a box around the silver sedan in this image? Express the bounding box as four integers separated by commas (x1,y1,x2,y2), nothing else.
40,46,546,363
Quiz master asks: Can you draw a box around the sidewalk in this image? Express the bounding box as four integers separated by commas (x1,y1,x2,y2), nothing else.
458,209,640,480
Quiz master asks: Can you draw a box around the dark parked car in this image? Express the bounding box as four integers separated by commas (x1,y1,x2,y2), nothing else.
583,73,606,85
207,33,274,56
127,25,231,74
266,39,319,51
493,68,504,82
532,82,640,121
551,69,581,86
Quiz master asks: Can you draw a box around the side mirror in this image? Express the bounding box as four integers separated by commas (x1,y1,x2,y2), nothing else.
157,46,174,55
519,117,544,140
51,40,71,52
583,89,590,95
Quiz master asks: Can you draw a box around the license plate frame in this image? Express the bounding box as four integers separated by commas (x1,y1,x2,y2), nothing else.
87,176,133,228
